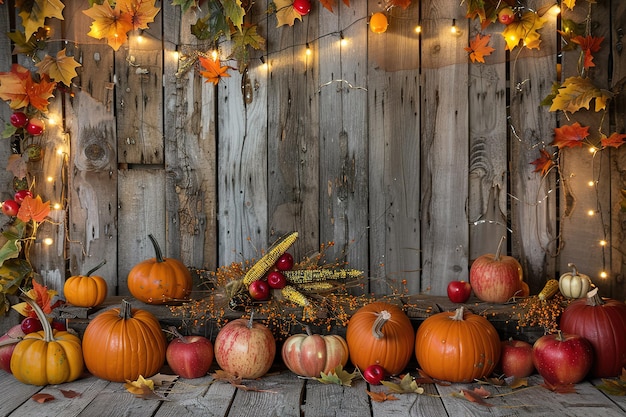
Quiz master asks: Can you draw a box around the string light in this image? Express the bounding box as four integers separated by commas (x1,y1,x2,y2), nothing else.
450,19,459,35
415,25,422,34
211,49,218,61
587,209,595,216
43,238,53,246
305,43,311,56
339,31,347,47
599,271,608,279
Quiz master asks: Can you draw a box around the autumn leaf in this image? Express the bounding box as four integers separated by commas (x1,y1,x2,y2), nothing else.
32,393,55,403
230,24,266,69
388,0,411,9
461,387,493,406
0,64,56,112
552,122,589,149
199,56,231,85
507,376,529,389
17,195,51,223
275,0,302,27
124,375,162,399
316,365,358,386
35,49,81,87
367,390,399,402
12,279,59,317
6,154,28,179
60,389,81,398
222,0,245,31
172,0,199,13
602,132,626,149
83,1,134,51
381,373,425,394
501,11,547,51
17,0,65,40
572,35,604,69
117,0,161,30
563,0,576,10
530,149,555,176
6,31,40,56
549,76,613,113
465,34,495,63
597,377,626,396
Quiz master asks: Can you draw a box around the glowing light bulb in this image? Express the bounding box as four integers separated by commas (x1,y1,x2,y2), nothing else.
599,240,607,246
53,203,62,210
43,238,53,246
415,25,422,34
589,146,597,154
587,209,595,216
211,49,218,61
450,19,458,35
47,115,57,126
47,176,54,183
172,50,180,60
588,180,595,187
599,271,608,279
305,43,312,56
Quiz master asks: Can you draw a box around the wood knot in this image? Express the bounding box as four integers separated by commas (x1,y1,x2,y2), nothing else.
85,144,105,161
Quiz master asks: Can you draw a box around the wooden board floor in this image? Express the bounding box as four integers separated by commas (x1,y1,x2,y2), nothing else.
2,367,625,417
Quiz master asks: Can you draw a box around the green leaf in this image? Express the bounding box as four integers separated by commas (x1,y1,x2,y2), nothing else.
191,1,231,42
220,0,245,31
6,31,40,56
2,124,17,139
597,379,626,396
315,365,357,386
230,24,266,70
0,258,33,296
381,373,425,394
172,0,199,13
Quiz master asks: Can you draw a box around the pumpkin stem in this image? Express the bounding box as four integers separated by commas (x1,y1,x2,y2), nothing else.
119,299,134,320
86,259,107,277
451,306,466,321
494,236,506,262
148,234,165,263
21,296,55,343
585,287,604,306
567,263,578,276
372,310,392,339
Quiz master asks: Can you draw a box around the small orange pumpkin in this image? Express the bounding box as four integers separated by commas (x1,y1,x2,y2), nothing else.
346,301,414,375
127,234,192,304
64,260,108,307
82,299,167,382
415,306,501,382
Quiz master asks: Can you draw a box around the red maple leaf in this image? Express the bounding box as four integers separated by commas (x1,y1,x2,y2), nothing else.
552,122,589,149
601,132,626,149
572,35,604,69
530,149,555,176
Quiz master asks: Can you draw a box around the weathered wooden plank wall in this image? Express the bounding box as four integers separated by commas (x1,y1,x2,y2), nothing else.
0,0,624,302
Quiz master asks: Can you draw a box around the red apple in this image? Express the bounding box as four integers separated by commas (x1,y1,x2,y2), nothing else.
0,325,25,373
10,112,28,128
248,280,270,300
275,253,294,271
214,315,276,379
363,364,386,385
26,118,45,136
470,236,523,303
267,271,287,289
498,7,516,25
166,331,214,379
447,280,472,303
499,338,534,378
532,331,593,386
292,0,311,15
20,317,43,334
2,200,19,217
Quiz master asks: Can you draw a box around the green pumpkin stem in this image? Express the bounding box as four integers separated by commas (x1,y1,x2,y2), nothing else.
148,234,165,263
585,287,604,306
494,236,506,262
451,306,466,321
21,296,55,343
86,259,107,277
372,310,392,339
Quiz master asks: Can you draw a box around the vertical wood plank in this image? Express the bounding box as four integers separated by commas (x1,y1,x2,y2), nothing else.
419,0,469,295
367,2,421,295
266,3,319,260
509,1,558,292
318,1,369,273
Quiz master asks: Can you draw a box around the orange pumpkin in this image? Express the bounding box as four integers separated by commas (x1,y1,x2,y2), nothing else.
64,260,108,307
127,234,192,304
82,299,167,382
415,306,501,382
346,301,414,375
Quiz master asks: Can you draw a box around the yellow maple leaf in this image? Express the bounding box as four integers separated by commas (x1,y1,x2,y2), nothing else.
83,1,134,51
549,76,613,113
18,0,65,40
198,56,231,85
275,0,302,27
563,0,576,10
501,11,547,51
35,49,81,87
465,34,495,63
118,0,161,30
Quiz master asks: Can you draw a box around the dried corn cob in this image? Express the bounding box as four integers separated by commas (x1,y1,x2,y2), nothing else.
538,279,560,301
283,268,363,284
281,285,310,307
298,282,335,292
243,232,299,286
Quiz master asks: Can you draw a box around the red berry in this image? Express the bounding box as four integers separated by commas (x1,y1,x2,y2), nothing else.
292,0,311,15
498,7,515,25
10,112,28,128
21,317,43,334
26,118,45,136
276,253,294,271
2,200,19,217
14,189,33,204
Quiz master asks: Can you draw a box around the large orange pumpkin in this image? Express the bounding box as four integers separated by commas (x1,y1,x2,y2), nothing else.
64,260,108,307
82,299,167,382
127,234,192,304
346,301,414,375
415,306,501,382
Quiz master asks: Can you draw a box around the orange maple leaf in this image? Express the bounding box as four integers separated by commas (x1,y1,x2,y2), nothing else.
83,1,134,51
118,0,161,30
465,34,495,63
0,64,56,112
199,56,231,85
17,195,51,223
530,149,555,176
601,132,626,149
572,35,604,69
552,122,590,149
13,280,60,317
